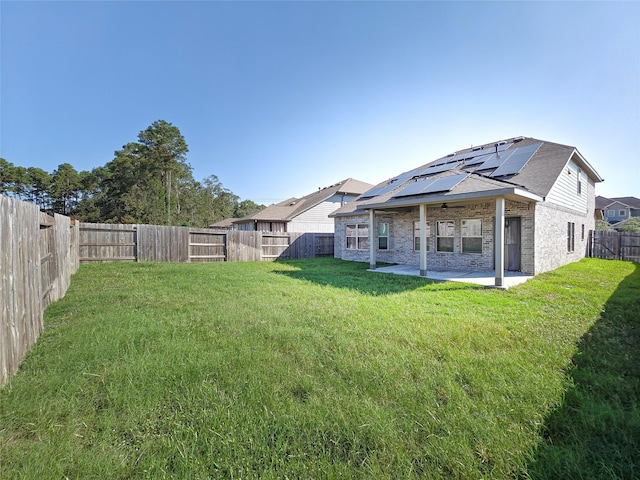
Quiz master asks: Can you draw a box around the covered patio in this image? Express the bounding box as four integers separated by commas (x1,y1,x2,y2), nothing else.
369,264,533,289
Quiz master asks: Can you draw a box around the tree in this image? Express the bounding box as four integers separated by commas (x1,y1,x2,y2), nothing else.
235,199,265,218
51,163,81,215
595,219,615,232
137,120,189,225
26,167,52,211
0,158,15,195
616,217,640,233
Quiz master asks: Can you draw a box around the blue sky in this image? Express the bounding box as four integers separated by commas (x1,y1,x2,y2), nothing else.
1,1,638,204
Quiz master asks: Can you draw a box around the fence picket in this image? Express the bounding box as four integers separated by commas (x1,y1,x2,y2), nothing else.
1,196,79,386
589,231,640,262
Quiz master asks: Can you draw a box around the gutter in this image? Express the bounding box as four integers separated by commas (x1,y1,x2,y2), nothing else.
362,187,543,211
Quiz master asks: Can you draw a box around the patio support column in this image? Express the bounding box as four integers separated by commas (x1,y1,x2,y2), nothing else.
419,203,427,276
495,197,505,287
369,209,376,270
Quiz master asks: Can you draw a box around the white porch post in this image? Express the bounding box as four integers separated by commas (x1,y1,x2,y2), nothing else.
369,209,376,270
495,197,505,287
420,203,427,276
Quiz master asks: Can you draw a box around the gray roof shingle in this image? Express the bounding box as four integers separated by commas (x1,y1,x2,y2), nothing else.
331,136,603,217
234,178,373,223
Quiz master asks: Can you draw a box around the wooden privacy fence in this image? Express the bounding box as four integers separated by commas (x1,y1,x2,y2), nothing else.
589,231,640,262
78,224,226,263
79,223,333,263
1,195,79,386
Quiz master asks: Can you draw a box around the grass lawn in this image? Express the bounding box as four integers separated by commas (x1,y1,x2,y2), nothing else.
0,258,638,479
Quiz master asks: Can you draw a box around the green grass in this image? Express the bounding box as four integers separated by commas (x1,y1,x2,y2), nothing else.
0,258,638,479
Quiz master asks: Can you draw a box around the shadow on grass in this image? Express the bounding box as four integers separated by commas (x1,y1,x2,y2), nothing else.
275,258,482,296
524,262,640,479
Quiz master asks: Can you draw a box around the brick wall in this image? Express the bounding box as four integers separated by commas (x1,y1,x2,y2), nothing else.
533,180,595,274
334,199,536,273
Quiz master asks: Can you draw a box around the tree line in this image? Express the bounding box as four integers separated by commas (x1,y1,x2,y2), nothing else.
0,120,264,227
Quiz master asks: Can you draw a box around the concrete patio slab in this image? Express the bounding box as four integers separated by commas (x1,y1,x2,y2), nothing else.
368,264,533,289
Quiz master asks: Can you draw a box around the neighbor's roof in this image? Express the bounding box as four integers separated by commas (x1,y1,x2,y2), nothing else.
596,195,640,210
331,136,604,217
234,178,373,223
208,218,238,229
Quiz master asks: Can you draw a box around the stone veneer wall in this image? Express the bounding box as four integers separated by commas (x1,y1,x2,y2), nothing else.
334,199,536,274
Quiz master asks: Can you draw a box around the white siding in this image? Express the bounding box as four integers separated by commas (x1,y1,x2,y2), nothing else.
546,157,589,213
289,194,358,233
289,201,341,232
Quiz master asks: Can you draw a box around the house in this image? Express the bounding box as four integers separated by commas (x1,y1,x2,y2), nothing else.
233,178,373,233
595,196,640,224
330,137,604,287
208,217,238,231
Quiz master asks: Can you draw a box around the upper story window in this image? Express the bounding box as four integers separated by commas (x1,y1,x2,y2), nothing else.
577,168,582,195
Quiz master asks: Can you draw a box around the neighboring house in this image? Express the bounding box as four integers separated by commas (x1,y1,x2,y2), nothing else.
330,136,604,286
208,218,238,231
595,196,640,224
233,178,373,233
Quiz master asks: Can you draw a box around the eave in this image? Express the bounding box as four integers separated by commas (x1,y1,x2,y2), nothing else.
362,187,543,212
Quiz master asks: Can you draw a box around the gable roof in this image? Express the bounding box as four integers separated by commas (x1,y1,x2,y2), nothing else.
331,136,603,217
597,196,640,210
208,218,238,229
234,178,373,223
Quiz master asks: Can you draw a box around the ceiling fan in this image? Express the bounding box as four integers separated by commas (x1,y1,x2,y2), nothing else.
441,203,465,209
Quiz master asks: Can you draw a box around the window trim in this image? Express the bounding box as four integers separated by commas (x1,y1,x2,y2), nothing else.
577,168,582,195
378,222,389,250
346,223,369,250
461,218,482,254
567,222,575,253
436,220,455,253
413,220,430,251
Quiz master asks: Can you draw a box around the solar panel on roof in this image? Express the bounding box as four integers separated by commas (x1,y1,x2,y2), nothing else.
392,179,436,198
464,153,492,166
360,182,399,198
420,160,465,176
490,143,542,177
392,173,470,198
420,173,470,193
475,150,514,170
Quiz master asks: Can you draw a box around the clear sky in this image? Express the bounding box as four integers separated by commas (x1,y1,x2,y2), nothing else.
1,1,639,204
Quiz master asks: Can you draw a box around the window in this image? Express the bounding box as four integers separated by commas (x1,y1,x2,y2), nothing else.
581,224,585,241
619,209,626,217
577,168,582,195
461,219,482,253
607,209,616,217
346,224,369,250
567,222,575,252
413,221,430,251
378,223,389,250
437,221,455,252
